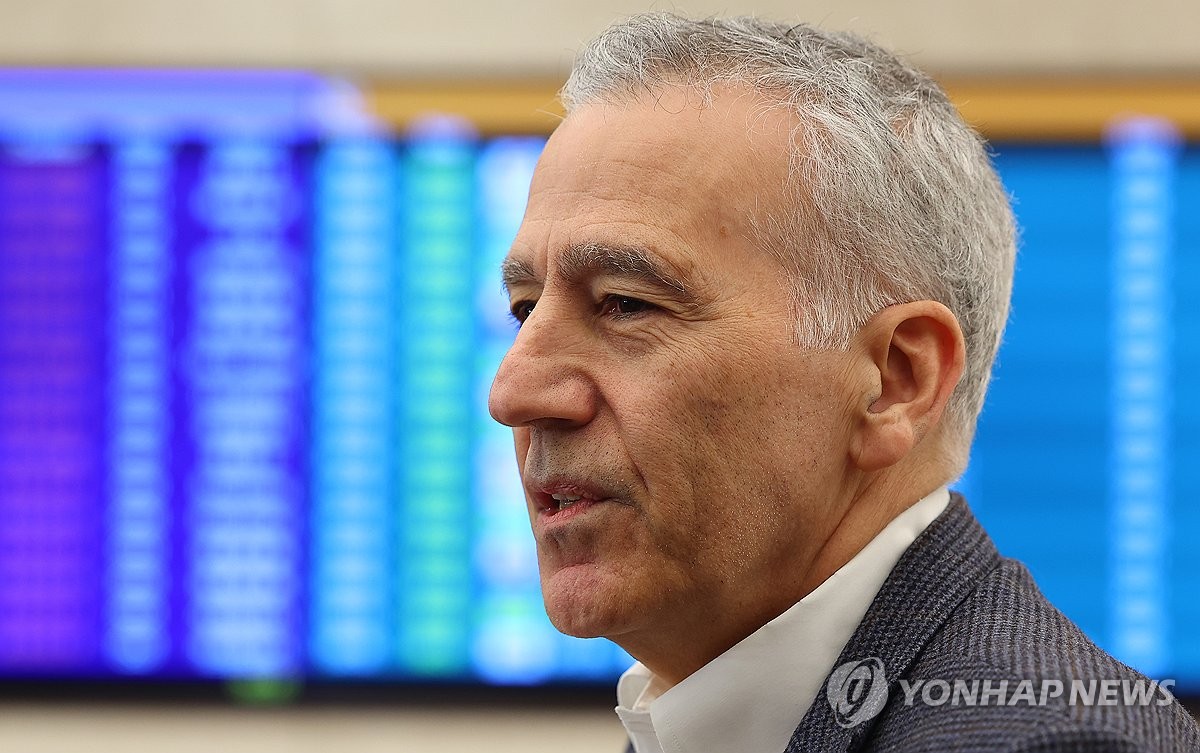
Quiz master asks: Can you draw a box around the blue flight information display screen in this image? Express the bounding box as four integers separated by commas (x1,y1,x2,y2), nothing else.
0,71,1196,692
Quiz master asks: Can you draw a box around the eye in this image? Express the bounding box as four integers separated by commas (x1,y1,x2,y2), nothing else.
509,299,536,325
600,295,655,318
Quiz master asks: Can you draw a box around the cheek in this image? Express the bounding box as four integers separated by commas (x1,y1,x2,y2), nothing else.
633,340,798,460
608,361,756,556
622,343,844,532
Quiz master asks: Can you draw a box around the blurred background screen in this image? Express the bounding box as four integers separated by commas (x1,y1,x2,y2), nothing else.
0,69,1196,696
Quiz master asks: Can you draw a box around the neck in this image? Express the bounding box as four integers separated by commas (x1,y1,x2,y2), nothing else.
797,464,947,596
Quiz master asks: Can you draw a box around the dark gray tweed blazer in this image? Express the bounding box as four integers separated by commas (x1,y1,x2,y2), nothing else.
785,494,1200,752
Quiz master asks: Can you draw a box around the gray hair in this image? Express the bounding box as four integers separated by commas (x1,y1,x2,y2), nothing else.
561,14,1016,457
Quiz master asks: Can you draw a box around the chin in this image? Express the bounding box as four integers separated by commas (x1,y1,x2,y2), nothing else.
545,608,609,639
540,563,637,639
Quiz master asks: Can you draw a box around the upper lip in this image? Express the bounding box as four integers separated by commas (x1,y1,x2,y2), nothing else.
527,477,617,513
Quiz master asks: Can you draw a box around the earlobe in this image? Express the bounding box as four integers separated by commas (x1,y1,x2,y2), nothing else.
850,302,965,472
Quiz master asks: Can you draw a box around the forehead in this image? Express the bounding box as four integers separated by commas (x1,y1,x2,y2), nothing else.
510,86,794,277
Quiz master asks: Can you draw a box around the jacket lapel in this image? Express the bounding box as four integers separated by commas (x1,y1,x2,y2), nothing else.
785,494,1002,752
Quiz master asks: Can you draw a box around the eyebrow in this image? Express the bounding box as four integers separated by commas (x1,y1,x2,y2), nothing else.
500,242,697,302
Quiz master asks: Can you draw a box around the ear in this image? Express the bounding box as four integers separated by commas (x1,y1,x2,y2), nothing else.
848,301,966,472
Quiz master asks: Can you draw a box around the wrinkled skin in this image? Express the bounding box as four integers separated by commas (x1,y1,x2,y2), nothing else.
488,88,868,680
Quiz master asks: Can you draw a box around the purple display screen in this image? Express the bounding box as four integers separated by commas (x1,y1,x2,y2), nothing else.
0,144,108,673
0,141,315,678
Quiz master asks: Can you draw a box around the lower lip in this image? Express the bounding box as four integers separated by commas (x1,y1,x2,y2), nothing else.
539,497,606,525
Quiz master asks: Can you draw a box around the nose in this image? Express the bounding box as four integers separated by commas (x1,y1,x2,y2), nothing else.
488,309,598,429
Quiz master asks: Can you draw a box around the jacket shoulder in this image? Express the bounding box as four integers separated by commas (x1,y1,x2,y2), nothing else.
864,557,1200,753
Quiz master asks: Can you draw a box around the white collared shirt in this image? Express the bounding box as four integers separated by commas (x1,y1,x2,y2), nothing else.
615,487,951,753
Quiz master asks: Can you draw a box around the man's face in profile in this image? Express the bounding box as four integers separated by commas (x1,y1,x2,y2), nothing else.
489,87,861,664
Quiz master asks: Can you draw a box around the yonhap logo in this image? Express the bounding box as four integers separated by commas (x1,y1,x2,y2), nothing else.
827,658,889,728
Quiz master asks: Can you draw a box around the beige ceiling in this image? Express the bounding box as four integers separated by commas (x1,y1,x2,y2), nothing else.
0,0,1195,76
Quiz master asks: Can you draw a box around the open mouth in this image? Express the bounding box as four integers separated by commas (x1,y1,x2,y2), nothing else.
533,483,612,519
550,492,585,511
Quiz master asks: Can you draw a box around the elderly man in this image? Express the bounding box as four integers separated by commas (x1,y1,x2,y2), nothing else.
488,13,1199,753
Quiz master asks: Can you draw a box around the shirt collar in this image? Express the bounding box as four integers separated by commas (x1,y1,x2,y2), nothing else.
616,487,951,753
